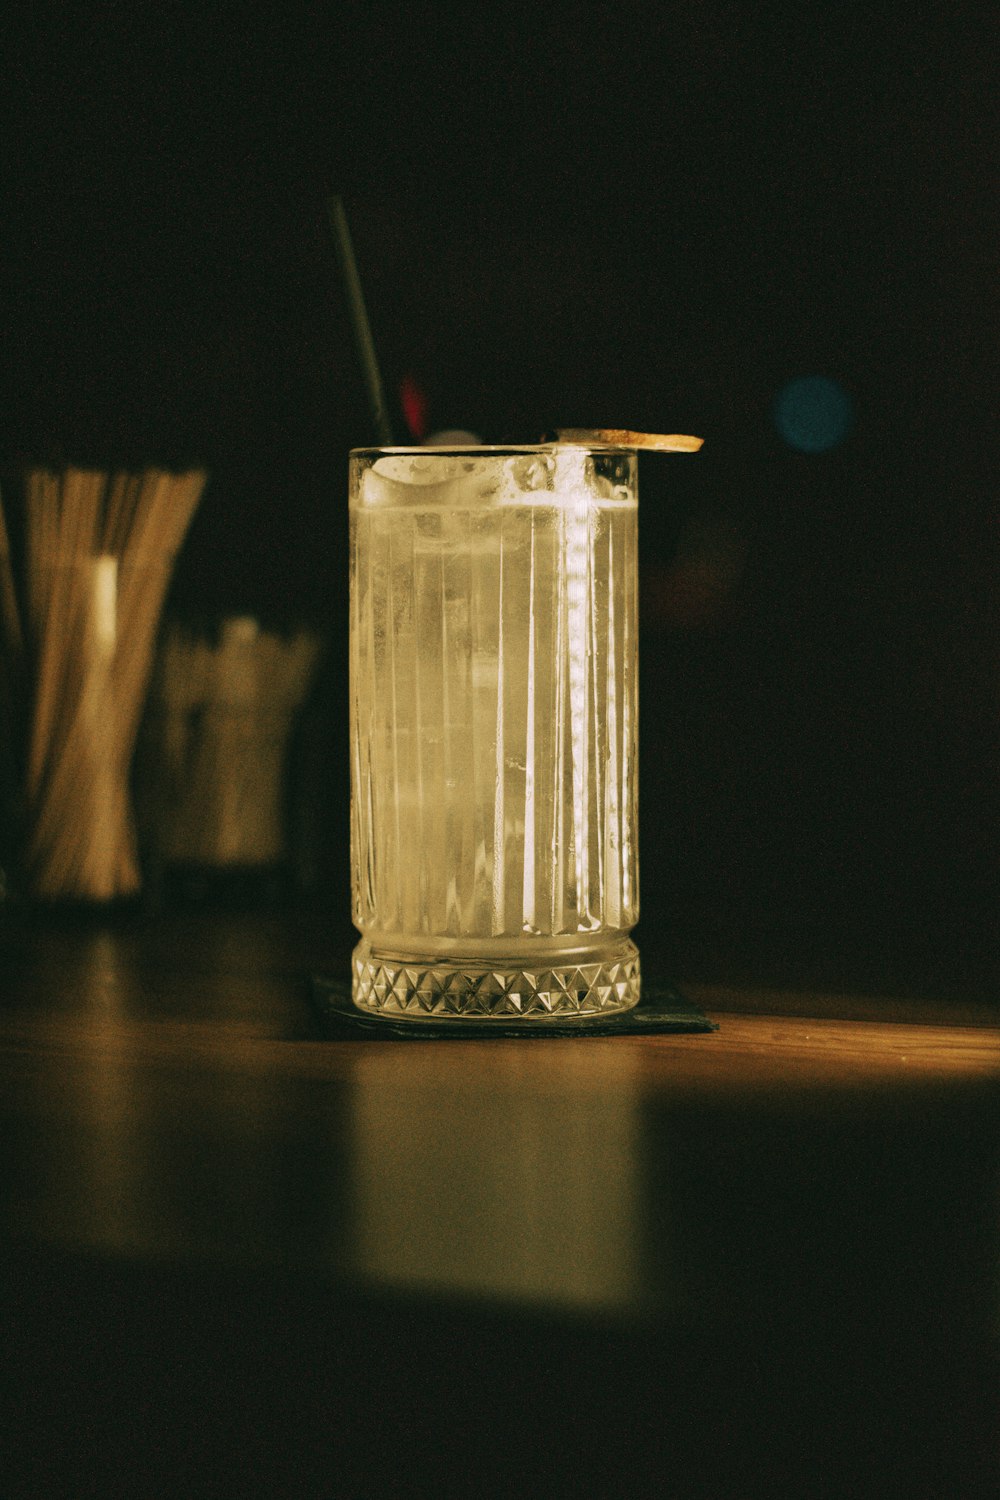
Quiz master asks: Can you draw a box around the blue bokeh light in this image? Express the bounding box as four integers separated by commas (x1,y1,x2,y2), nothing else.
773,375,853,453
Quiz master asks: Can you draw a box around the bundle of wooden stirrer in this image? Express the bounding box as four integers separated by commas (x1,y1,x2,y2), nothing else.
0,466,206,901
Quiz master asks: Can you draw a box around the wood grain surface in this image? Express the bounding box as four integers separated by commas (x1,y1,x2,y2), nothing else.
2,910,998,1497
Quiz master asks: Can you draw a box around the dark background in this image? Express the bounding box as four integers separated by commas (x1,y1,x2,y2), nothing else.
0,6,995,1000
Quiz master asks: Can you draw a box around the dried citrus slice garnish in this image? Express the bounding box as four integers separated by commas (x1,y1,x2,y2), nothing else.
556,428,703,452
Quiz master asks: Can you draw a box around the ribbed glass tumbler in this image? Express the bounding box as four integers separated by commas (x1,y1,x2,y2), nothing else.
349,444,640,1023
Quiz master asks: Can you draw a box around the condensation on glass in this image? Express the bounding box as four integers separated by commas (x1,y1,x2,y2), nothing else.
349,445,640,1022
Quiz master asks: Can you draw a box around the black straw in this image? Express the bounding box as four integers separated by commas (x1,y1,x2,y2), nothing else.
327,197,395,446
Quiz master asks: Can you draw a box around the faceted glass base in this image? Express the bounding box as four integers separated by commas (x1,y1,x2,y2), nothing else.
351,939,641,1023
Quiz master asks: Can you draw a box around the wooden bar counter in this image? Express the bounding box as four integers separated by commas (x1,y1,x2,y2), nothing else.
2,908,998,1497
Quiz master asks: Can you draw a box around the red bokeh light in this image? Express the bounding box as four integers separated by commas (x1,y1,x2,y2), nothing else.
400,374,429,440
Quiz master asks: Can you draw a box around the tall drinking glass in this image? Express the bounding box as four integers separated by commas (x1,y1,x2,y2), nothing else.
349,444,640,1022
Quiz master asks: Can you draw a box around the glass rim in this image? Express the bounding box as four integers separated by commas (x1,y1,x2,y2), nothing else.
349,443,635,458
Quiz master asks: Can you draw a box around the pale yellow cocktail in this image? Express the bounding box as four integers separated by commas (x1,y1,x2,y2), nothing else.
349,444,639,1021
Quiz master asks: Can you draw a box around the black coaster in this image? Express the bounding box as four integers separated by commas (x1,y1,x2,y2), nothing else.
311,977,718,1040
